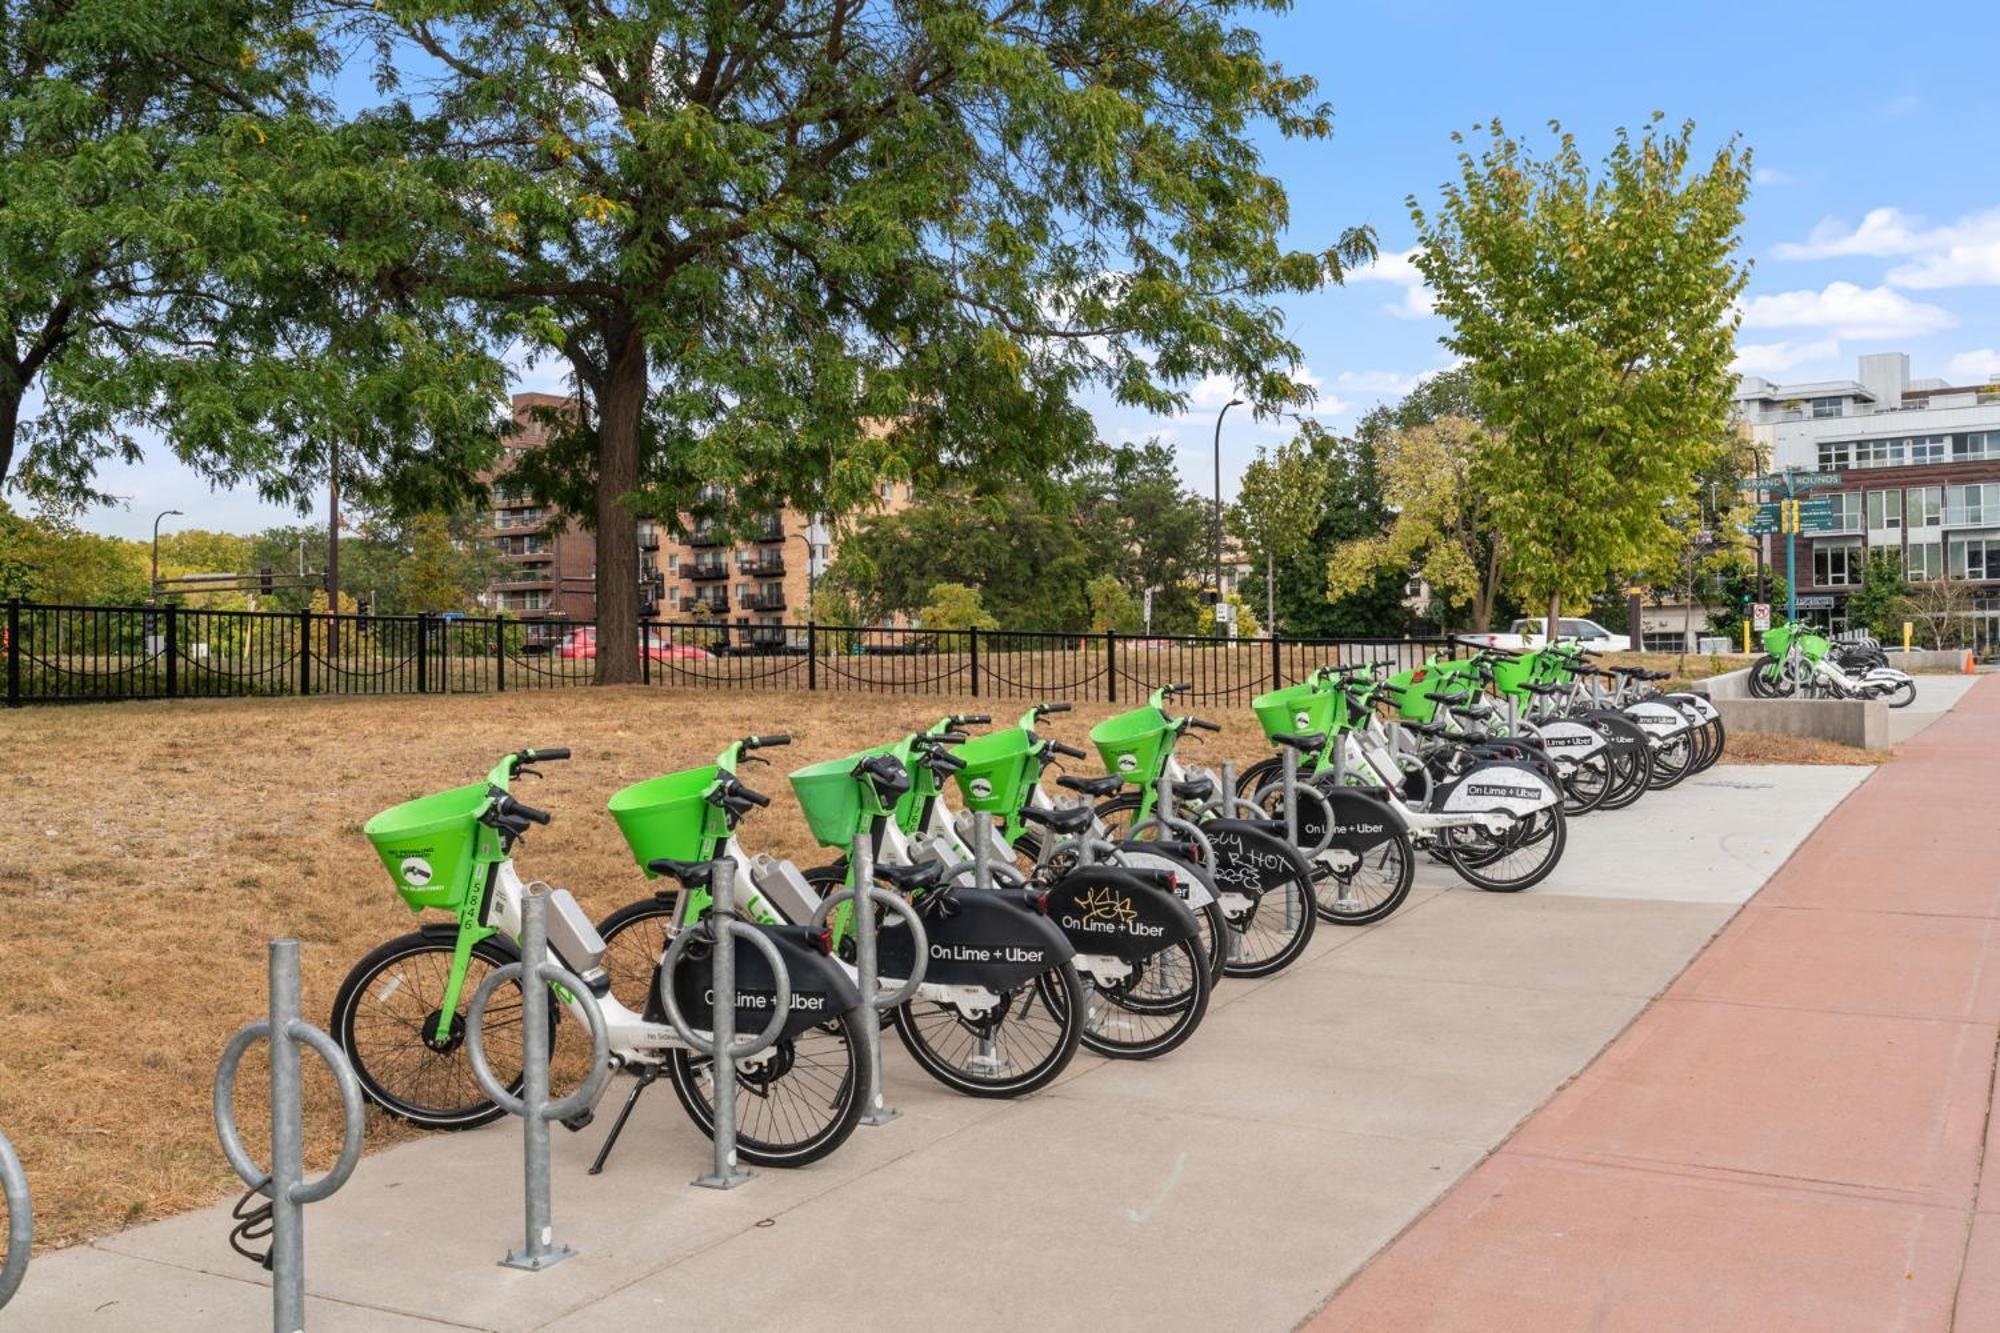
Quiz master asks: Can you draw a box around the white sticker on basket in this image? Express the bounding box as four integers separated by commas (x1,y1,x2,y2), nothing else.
400,857,434,887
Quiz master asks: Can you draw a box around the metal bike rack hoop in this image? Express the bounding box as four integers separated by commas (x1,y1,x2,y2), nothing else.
0,1126,29,1309
463,886,611,1271
213,938,367,1333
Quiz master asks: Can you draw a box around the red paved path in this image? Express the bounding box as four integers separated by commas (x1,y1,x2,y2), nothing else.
1309,675,2000,1333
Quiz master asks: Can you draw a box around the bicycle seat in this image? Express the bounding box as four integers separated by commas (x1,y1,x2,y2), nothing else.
1172,777,1214,802
1272,731,1327,754
875,859,950,890
1401,720,1449,738
1448,704,1493,721
1057,773,1125,798
1020,803,1093,836
647,857,716,887
1521,683,1565,696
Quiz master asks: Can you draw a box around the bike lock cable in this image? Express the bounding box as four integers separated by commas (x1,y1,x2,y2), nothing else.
228,1178,276,1270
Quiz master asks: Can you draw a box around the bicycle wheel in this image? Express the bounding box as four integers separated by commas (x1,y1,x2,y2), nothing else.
332,931,544,1130
1592,718,1653,811
1012,829,1228,980
893,962,1085,1098
599,897,871,1167
1645,727,1696,790
1560,752,1612,815
1076,937,1211,1060
665,1016,868,1168
1249,778,1413,926
1885,679,1917,709
1094,794,1317,976
1443,806,1567,892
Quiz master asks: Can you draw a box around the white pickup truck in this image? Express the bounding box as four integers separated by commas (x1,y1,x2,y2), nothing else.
1461,617,1633,653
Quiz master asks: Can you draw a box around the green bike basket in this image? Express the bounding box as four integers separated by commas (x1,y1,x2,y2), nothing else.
1251,680,1341,744
1386,659,1471,723
607,765,719,876
1761,624,1796,658
365,782,489,911
788,753,872,849
1799,632,1832,663
1089,705,1171,783
1490,655,1538,702
950,728,1037,815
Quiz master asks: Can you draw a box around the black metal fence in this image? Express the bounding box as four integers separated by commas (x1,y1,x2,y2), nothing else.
1,600,1454,708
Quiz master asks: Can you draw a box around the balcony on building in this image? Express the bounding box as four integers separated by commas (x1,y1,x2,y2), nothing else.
741,549,786,578
492,568,555,590
689,592,729,615
743,591,787,612
687,558,730,581
754,513,785,542
688,521,724,547
637,523,661,551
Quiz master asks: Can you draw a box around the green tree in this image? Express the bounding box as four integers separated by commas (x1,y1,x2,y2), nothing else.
918,582,999,634
1328,416,1507,631
1411,117,1751,634
1229,424,1331,634
330,1,1376,683
398,512,484,613
0,503,149,604
1069,441,1212,634
1085,573,1143,635
0,2,501,510
1846,548,1913,640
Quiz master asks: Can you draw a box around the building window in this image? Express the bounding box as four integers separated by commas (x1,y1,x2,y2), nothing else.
1818,441,1851,471
1910,436,1947,464
1827,491,1862,533
1949,533,2000,580
1906,541,1943,580
1853,438,1903,468
1950,484,2000,526
1866,489,1902,531
1908,486,1944,528
1810,396,1844,419
1957,432,2000,462
1813,541,1861,587
878,482,893,501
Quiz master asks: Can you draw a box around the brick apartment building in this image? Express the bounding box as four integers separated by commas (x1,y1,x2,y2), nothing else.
482,393,911,644
1735,352,2000,648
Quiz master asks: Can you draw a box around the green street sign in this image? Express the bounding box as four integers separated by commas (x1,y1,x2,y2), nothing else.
1745,518,1779,535
1797,517,1842,534
1788,471,1842,488
1739,469,1842,492
1796,499,1836,517
1739,473,1787,491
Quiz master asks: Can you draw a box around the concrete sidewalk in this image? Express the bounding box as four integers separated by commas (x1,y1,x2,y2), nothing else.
10,741,1895,1330
1313,673,2000,1332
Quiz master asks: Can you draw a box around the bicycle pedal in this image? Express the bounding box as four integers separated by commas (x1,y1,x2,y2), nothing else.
559,1109,595,1133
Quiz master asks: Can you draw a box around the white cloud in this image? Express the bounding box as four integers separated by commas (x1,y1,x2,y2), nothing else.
1773,205,2000,289
1731,338,1840,377
1737,282,1956,339
1944,349,2000,383
1346,247,1437,320
1752,167,1798,187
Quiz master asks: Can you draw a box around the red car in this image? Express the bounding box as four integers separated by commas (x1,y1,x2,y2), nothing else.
555,628,713,662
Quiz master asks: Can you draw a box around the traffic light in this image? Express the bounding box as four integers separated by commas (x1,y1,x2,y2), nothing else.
259,565,274,595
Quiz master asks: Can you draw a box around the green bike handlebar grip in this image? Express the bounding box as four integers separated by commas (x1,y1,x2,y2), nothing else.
1038,702,1073,715
525,747,571,762
746,733,791,749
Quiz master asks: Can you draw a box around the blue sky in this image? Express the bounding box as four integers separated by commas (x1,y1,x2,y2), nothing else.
75,0,2000,538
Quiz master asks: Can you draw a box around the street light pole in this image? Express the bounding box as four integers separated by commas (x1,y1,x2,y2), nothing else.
151,509,184,596
1213,398,1242,635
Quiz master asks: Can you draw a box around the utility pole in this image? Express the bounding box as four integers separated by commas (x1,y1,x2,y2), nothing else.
150,509,184,596
1212,397,1242,636
326,440,341,655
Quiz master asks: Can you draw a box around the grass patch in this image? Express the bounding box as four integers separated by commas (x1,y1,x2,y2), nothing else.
1721,730,1891,766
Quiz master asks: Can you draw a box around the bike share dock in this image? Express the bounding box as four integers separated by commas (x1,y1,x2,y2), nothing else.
21,690,1982,1331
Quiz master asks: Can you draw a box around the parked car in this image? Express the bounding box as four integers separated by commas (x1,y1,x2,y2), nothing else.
1464,617,1632,653
555,627,713,662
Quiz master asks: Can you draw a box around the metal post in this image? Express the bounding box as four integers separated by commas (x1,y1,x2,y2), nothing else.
1271,633,1282,689
1106,630,1118,704
699,859,751,1189
4,599,19,708
1785,489,1799,624
495,617,506,693
807,622,818,690
1280,744,1299,846
214,941,365,1333
0,1125,29,1309
850,833,896,1125
163,603,177,700
415,613,429,694
972,810,992,891
968,626,980,698
464,891,609,1271
298,608,312,696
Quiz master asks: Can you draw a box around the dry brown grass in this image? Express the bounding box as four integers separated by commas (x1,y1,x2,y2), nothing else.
1720,730,1891,766
0,685,1282,1250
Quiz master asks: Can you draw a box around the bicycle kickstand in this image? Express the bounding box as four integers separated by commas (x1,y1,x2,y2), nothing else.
585,1065,661,1176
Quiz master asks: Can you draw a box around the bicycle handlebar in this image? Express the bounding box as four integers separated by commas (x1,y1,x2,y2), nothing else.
1036,702,1073,716
495,793,550,825
743,733,791,750
1187,717,1221,733
1049,740,1088,760
520,747,570,764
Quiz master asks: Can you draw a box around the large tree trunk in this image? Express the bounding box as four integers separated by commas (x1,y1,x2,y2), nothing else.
1546,590,1562,647
0,382,20,492
593,329,647,685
